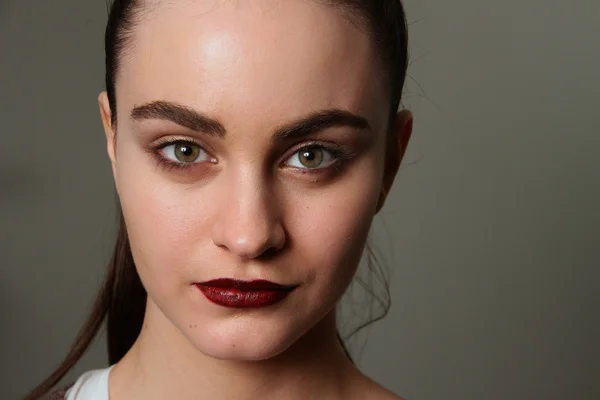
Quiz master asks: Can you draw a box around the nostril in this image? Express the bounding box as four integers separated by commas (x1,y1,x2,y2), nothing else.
259,246,280,261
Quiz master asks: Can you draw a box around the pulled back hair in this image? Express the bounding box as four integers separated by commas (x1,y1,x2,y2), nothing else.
27,1,408,398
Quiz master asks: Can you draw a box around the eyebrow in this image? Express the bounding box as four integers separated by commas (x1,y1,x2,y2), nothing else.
130,100,371,141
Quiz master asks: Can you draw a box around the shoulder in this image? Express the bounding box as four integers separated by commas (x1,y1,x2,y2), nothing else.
362,384,406,400
60,367,112,400
349,374,406,400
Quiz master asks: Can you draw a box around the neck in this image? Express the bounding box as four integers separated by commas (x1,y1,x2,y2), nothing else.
109,299,361,400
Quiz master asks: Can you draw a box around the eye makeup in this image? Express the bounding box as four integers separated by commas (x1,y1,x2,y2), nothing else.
143,136,359,178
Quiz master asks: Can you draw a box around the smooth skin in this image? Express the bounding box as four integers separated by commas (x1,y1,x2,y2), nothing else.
98,1,412,399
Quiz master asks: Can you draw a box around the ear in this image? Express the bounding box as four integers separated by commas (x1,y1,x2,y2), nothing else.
376,109,413,214
98,91,117,180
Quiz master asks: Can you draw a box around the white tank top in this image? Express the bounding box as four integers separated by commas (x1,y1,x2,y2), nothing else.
65,366,113,400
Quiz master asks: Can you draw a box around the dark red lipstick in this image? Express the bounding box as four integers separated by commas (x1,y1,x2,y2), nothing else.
195,279,297,308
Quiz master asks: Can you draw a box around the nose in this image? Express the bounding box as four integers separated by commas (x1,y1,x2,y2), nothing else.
211,174,286,260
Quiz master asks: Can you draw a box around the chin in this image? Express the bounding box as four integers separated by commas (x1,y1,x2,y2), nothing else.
183,320,302,361
146,287,338,363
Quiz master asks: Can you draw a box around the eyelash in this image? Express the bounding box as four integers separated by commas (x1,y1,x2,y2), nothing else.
149,138,214,173
147,137,356,176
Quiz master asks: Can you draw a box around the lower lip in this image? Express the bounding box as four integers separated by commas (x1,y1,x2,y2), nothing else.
196,285,294,308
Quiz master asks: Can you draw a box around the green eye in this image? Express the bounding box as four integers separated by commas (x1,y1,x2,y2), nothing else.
161,142,210,163
287,147,333,169
299,148,324,168
174,143,200,162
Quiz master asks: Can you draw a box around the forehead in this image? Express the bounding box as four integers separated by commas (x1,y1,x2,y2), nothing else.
117,0,388,132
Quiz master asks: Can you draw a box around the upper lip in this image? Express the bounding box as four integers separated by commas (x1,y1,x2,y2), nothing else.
196,278,298,291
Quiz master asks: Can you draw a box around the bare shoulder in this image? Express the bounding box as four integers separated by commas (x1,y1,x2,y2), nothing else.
346,373,406,400
362,382,406,400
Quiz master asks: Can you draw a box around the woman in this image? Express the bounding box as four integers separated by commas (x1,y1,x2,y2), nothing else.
30,0,413,398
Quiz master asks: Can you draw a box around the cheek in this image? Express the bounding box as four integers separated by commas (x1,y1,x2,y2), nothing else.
287,161,382,293
299,197,375,265
114,143,207,293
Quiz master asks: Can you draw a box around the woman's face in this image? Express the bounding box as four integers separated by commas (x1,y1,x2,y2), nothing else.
100,0,404,361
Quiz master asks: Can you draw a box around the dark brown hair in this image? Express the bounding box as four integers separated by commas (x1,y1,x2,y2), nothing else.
26,1,408,398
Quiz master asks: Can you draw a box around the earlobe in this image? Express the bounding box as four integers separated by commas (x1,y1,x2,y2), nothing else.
376,109,413,214
394,109,413,165
98,92,117,177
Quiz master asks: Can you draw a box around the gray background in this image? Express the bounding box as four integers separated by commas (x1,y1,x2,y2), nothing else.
1,0,599,399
